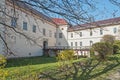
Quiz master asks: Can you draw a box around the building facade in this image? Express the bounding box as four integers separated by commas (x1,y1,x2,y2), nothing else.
0,0,57,58
68,20,120,47
0,0,120,58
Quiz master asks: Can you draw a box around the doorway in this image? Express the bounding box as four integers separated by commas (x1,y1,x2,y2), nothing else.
43,41,48,49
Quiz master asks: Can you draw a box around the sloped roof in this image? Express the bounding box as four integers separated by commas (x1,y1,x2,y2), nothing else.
68,17,120,31
52,18,68,25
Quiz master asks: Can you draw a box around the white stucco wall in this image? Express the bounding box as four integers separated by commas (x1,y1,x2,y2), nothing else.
56,25,68,47
68,25,120,47
3,2,57,58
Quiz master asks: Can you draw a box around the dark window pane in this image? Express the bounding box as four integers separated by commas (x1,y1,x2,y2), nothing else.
43,28,46,36
59,33,62,38
23,22,27,30
33,25,36,33
11,17,17,27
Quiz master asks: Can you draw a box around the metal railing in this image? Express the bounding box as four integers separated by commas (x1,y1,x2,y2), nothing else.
45,46,91,50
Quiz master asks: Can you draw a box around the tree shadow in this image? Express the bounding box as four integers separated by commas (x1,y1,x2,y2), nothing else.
6,56,57,68
39,57,120,80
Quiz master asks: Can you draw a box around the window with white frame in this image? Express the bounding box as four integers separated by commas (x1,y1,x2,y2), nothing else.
23,22,27,30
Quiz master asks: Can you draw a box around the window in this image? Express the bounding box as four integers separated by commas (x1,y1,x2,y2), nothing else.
80,42,82,46
113,27,117,33
58,42,61,45
75,42,77,46
54,32,57,38
49,30,52,37
59,33,62,38
90,40,93,46
71,42,73,46
100,28,103,35
80,32,82,37
43,28,46,36
71,33,73,38
23,22,27,30
90,30,92,36
11,17,17,27
32,25,36,33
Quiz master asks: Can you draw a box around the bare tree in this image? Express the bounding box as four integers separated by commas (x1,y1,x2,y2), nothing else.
19,0,96,24
109,0,120,8
0,0,96,56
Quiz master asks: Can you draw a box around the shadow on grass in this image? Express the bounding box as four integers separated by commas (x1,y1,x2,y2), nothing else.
6,56,57,68
39,57,120,80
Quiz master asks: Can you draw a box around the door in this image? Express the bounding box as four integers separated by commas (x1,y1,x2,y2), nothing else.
43,41,48,49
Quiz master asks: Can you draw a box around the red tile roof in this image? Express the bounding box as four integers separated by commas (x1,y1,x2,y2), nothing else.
68,17,120,31
52,18,68,25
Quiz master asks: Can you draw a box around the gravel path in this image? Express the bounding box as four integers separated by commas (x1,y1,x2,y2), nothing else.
106,69,120,80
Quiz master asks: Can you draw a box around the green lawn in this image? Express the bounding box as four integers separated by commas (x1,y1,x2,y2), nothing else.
6,56,57,68
1,56,58,80
0,54,120,80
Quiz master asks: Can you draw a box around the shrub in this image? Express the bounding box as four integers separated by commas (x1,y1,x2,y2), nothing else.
0,69,9,79
113,40,120,54
57,50,74,61
57,50,74,66
101,34,115,44
90,47,94,56
0,54,7,68
91,34,118,60
107,54,120,62
91,42,112,60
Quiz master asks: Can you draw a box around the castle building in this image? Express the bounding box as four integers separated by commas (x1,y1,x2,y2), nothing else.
0,0,120,58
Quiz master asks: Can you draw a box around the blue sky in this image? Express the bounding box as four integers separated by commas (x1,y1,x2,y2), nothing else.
90,0,120,21
32,0,120,23
49,0,120,22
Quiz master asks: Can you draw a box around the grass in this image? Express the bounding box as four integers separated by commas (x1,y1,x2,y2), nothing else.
0,54,120,80
6,56,57,67
1,56,58,79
